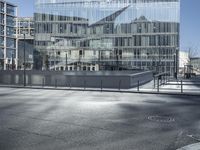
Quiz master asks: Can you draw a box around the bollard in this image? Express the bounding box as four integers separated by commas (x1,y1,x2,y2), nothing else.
70,80,71,89
181,80,183,93
154,76,156,88
157,78,159,92
55,79,57,88
101,80,103,92
119,80,121,91
42,78,45,88
137,80,140,92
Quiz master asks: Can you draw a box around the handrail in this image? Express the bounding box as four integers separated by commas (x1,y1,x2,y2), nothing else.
154,72,170,78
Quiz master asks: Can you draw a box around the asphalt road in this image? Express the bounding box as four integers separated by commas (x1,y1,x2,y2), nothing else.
0,87,200,150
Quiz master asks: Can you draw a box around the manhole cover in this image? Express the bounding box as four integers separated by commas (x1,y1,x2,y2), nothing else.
148,115,175,123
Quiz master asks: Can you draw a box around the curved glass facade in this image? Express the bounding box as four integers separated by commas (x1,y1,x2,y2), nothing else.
34,0,180,73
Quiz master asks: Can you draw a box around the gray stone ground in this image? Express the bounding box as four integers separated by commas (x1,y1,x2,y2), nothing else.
0,87,200,150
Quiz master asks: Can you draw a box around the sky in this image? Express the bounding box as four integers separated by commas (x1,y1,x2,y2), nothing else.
8,0,200,54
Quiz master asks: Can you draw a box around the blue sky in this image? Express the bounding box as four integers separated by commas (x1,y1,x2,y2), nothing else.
8,0,200,53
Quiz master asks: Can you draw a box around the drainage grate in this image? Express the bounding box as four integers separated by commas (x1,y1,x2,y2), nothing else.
148,115,175,123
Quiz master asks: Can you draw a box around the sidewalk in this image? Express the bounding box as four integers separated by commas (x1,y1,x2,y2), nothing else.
0,83,200,96
177,143,200,150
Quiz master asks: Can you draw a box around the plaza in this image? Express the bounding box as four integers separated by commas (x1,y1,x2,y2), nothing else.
0,87,200,150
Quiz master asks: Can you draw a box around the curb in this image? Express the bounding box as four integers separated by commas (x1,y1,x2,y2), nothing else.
0,85,200,97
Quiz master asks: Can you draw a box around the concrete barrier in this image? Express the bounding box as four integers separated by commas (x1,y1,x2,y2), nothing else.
0,70,153,89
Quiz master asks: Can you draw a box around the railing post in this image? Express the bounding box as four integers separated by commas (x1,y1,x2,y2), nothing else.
66,80,68,88
137,80,140,92
55,79,57,88
42,78,45,88
84,80,86,90
119,80,121,91
181,80,183,93
30,75,32,87
101,80,103,92
164,74,166,85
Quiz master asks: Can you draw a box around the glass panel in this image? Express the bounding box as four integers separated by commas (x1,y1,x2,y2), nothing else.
6,48,15,59
6,27,14,36
0,36,4,46
6,16,15,26
34,0,180,72
0,25,4,35
0,2,4,13
0,14,4,24
6,38,15,48
6,4,15,16
0,48,3,59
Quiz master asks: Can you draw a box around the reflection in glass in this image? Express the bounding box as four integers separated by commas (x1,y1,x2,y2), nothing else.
34,0,180,74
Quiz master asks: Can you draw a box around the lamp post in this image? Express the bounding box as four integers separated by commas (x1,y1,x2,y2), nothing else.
23,33,26,86
176,47,179,79
50,37,56,71
173,48,179,79
159,46,161,73
12,50,14,70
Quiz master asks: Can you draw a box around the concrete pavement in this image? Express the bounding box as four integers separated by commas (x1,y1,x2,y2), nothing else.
0,87,200,150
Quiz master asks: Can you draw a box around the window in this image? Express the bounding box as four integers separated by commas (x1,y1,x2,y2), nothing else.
6,4,15,16
0,25,4,35
6,48,15,59
0,48,3,59
6,38,15,48
0,37,4,46
0,14,4,24
6,27,14,36
6,16,15,26
0,2,4,13
79,50,83,56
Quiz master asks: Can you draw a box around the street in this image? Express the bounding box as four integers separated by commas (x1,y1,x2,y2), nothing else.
0,87,200,150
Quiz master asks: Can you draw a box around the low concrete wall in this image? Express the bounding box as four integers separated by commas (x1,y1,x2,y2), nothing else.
0,70,153,89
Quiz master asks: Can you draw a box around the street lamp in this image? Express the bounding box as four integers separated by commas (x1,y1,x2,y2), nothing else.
23,33,26,86
173,48,179,79
12,49,14,70
50,37,56,71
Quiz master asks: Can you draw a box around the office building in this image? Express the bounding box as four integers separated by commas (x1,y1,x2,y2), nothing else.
34,0,180,74
179,51,189,74
191,57,200,72
0,0,17,70
15,17,34,69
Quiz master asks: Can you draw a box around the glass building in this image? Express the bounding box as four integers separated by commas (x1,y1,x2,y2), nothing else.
15,17,34,39
34,0,180,74
15,17,34,70
0,0,17,70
